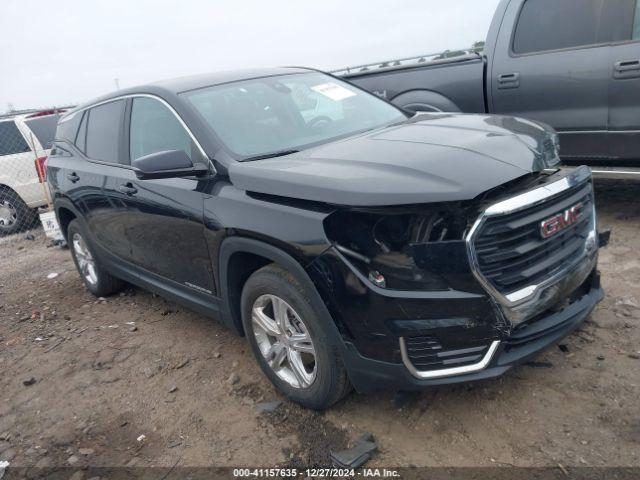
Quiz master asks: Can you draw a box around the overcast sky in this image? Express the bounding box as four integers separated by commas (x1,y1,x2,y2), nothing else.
1,0,500,111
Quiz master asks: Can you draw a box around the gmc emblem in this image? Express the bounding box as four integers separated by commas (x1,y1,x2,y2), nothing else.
540,202,584,239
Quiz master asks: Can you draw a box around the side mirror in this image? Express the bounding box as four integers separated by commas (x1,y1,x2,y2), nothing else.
132,150,209,180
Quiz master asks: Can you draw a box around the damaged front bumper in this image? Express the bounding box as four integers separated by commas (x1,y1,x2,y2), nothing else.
340,270,603,393
308,167,606,392
310,242,603,392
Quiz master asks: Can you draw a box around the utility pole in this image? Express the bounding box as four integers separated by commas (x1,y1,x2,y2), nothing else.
114,78,120,90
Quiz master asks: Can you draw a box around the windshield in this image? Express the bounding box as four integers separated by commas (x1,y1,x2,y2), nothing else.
182,72,406,160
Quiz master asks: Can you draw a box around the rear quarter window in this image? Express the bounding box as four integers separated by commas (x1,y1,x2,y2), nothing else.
75,112,88,153
56,111,83,145
0,120,31,156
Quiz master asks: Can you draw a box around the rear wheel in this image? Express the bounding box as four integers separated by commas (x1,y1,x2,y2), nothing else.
67,220,124,297
241,264,351,410
0,190,33,237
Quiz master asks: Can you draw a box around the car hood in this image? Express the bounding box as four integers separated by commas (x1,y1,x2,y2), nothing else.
227,113,556,206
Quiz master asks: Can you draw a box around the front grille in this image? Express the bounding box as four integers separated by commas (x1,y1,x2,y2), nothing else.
473,181,594,296
404,336,490,371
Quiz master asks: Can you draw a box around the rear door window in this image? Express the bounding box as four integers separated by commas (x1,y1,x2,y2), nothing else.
513,0,606,54
85,100,125,164
600,0,640,42
24,114,62,150
0,120,31,156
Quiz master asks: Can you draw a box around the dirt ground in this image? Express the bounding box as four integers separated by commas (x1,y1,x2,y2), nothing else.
1,180,639,472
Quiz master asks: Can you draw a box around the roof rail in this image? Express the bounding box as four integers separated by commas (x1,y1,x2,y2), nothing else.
330,48,482,76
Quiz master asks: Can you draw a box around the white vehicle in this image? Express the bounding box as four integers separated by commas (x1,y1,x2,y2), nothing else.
0,109,67,236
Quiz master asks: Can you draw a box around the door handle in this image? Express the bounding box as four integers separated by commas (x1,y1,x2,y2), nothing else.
497,72,520,89
615,60,640,72
117,183,138,195
614,60,640,79
67,172,79,183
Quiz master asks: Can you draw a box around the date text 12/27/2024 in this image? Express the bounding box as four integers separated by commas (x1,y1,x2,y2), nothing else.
232,468,401,477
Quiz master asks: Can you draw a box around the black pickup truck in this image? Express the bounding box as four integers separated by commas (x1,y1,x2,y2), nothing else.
335,0,640,173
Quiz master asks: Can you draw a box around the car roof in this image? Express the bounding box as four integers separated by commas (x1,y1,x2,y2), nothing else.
151,67,312,92
63,67,315,119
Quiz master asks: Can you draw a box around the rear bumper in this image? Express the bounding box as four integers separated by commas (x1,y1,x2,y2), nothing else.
342,273,603,393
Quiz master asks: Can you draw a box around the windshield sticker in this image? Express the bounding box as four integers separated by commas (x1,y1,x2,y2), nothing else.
311,82,357,101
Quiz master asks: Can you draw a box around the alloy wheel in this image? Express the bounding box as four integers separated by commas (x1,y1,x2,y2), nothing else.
251,294,317,389
72,232,98,286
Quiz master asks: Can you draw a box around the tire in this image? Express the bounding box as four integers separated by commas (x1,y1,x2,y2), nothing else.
0,190,34,237
241,264,351,410
67,220,125,297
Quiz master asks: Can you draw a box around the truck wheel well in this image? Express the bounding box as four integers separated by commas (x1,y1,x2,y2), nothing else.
0,184,17,196
57,207,77,241
225,251,272,336
391,89,461,113
0,184,29,208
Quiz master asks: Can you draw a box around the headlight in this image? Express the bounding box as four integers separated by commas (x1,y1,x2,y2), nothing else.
323,206,471,290
544,132,561,167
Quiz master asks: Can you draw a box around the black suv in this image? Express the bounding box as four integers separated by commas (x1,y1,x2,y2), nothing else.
48,68,604,409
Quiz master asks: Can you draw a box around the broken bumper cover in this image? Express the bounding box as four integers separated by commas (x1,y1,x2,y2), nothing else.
342,273,603,393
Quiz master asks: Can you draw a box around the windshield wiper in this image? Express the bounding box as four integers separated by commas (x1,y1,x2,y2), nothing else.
243,149,299,162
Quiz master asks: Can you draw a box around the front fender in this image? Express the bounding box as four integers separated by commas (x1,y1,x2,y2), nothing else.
218,236,342,345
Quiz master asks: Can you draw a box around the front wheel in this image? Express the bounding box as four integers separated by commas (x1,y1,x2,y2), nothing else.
67,220,125,297
241,264,351,410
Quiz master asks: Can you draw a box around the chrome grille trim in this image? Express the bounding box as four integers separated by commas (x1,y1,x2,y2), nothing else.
400,338,501,379
483,166,592,216
466,166,597,319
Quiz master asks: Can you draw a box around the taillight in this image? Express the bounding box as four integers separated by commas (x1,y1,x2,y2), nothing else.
35,156,48,183
26,109,67,119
